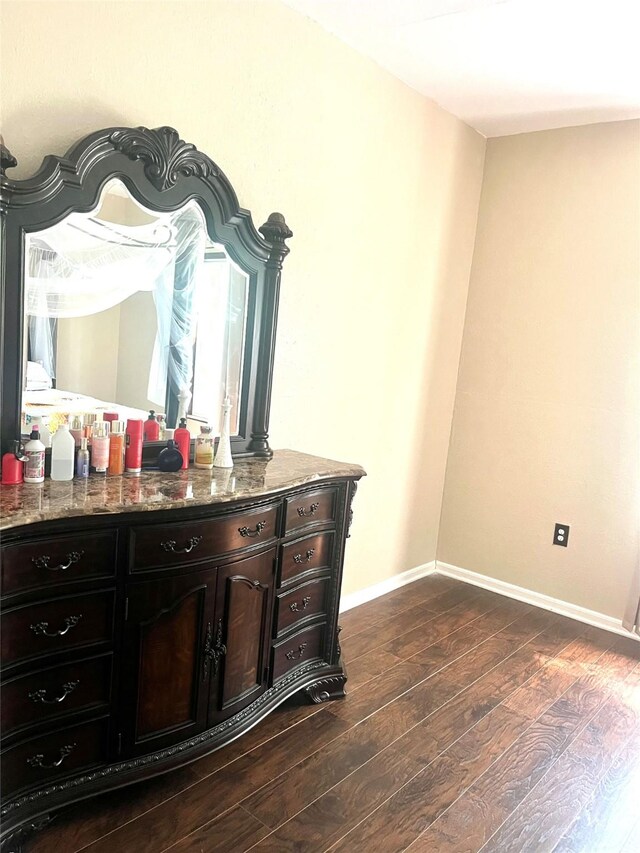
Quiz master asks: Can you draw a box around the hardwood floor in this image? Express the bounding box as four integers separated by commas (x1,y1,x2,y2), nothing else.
27,574,640,853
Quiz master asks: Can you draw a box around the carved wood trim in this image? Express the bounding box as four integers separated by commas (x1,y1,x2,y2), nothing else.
109,126,219,191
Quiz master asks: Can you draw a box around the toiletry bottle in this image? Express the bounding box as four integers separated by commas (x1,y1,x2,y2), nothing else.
91,421,110,474
125,419,144,473
76,437,90,479
51,423,75,481
156,414,166,442
83,413,97,444
195,425,215,469
144,410,160,442
158,432,184,472
70,416,84,448
1,441,27,485
174,418,191,470
24,426,46,484
103,412,119,426
108,421,126,475
31,416,51,448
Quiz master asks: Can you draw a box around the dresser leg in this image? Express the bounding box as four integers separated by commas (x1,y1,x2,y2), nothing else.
1,814,52,853
303,662,348,704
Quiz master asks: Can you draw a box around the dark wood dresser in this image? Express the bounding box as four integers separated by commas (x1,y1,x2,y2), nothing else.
0,451,364,851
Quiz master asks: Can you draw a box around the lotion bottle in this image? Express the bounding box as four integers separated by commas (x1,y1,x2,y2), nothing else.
24,426,45,484
174,418,191,470
194,425,214,469
51,423,75,481
144,410,160,442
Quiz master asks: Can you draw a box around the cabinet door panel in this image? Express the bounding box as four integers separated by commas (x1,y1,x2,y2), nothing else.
120,569,216,756
210,549,275,723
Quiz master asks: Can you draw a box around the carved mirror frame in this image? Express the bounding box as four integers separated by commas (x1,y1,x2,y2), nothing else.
0,126,292,460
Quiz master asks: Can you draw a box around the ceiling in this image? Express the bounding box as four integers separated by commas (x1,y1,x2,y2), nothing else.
282,0,640,136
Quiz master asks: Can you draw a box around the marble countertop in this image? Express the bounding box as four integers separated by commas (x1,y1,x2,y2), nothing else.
0,449,365,532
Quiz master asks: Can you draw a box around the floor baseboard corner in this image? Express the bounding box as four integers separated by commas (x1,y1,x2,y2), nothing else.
435,560,638,641
340,561,436,613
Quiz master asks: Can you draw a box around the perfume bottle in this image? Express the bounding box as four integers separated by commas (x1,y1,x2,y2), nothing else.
158,434,184,472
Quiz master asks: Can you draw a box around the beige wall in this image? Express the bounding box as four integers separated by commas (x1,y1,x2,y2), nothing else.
56,307,121,401
1,0,485,596
438,121,640,620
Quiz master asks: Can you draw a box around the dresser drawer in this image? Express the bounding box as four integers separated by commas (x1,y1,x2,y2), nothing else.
0,717,108,798
284,487,338,534
272,622,326,682
129,504,279,571
1,655,112,740
1,591,115,668
279,530,334,586
1,530,117,597
275,576,330,637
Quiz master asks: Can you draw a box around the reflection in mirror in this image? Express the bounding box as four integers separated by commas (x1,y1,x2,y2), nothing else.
22,179,248,441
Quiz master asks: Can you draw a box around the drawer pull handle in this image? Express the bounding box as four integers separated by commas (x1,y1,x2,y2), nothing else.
32,550,84,571
293,549,315,565
238,521,266,538
161,536,202,554
30,615,83,638
289,596,312,613
27,743,76,770
203,618,227,680
285,642,308,661
29,680,80,705
297,502,319,518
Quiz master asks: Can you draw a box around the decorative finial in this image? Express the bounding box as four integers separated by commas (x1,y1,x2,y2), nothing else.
0,136,17,177
259,212,293,244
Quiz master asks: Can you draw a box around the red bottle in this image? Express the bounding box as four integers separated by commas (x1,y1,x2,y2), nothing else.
1,441,27,485
125,419,144,473
174,418,191,470
103,412,119,425
144,410,160,442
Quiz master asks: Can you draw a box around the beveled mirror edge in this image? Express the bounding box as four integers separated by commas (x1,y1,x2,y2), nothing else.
0,126,292,461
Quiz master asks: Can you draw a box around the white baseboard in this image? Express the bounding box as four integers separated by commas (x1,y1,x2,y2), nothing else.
436,560,639,641
339,561,436,613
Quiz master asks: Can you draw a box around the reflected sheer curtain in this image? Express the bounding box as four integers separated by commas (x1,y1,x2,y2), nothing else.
26,202,206,418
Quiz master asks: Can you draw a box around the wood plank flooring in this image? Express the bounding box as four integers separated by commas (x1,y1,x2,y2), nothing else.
27,574,640,853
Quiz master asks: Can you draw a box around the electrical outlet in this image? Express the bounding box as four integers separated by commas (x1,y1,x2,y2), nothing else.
553,523,569,547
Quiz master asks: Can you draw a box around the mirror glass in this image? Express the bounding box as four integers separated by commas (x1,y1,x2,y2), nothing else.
21,179,249,440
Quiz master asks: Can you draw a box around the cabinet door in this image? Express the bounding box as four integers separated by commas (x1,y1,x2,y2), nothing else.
209,549,276,724
119,568,216,757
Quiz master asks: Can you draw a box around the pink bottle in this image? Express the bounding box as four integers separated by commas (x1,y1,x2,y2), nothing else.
174,418,191,470
125,419,144,473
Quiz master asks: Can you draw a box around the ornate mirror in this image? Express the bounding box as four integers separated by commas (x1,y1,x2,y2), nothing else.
0,126,292,461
